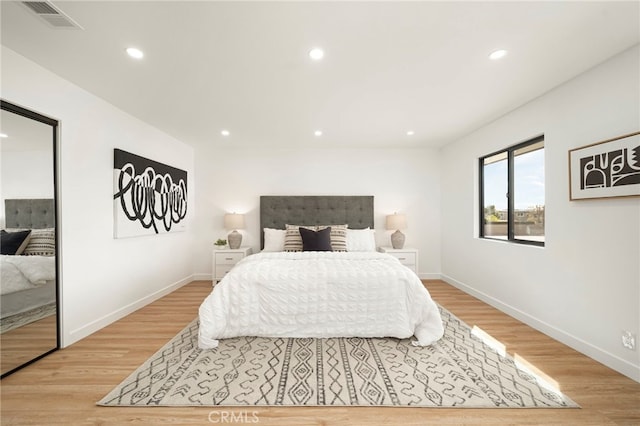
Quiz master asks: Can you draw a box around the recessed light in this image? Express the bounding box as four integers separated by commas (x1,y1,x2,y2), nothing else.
314,130,323,137
406,131,415,136
0,133,8,138
126,47,144,59
309,48,324,61
489,49,508,60
221,130,230,136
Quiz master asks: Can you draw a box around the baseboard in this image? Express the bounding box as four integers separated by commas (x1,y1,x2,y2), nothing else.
418,272,442,280
64,275,194,347
441,274,640,383
193,273,213,281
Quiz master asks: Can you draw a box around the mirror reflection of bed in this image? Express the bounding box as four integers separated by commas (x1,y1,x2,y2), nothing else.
1,101,59,378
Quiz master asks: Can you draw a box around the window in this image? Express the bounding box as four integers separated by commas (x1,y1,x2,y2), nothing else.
479,135,545,246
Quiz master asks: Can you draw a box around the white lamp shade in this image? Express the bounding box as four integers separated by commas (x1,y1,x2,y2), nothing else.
386,214,407,230
224,213,245,230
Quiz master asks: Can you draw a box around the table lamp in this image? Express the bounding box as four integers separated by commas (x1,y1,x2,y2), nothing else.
386,213,407,249
224,213,245,249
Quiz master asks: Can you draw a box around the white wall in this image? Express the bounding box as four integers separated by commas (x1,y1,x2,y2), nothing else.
1,46,197,347
1,150,54,228
193,146,441,279
1,150,53,199
440,45,640,381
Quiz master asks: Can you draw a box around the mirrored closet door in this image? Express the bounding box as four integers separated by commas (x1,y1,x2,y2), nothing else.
1,100,59,378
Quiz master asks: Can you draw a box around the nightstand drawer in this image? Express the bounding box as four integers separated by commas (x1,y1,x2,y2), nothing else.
216,263,235,279
378,247,418,274
213,247,252,284
215,252,245,265
387,252,416,266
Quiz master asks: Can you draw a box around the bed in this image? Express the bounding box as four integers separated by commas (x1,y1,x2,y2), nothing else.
1,199,57,333
198,196,444,349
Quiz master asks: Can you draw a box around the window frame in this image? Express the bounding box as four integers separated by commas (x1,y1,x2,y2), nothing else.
479,135,545,247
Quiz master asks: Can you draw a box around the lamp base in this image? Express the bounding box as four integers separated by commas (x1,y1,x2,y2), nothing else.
228,230,242,249
391,230,405,249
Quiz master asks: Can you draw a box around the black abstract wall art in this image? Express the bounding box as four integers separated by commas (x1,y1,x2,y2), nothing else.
113,149,187,237
569,132,640,200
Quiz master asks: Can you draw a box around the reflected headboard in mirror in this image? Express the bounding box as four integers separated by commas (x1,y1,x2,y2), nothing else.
4,199,55,229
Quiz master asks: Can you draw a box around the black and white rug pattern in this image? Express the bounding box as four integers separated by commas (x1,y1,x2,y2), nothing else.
98,306,578,408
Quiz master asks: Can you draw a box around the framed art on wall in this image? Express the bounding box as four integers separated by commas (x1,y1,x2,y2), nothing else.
113,149,188,238
568,131,640,201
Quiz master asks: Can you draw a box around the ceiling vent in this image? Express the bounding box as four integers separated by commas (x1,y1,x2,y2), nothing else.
21,1,83,29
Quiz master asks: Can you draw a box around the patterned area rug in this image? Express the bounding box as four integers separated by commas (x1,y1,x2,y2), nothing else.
1,303,56,334
98,305,578,408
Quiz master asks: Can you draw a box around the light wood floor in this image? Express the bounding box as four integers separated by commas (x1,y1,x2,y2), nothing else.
1,280,638,425
1,314,57,376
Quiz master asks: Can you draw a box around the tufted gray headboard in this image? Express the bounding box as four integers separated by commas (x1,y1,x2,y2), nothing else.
4,199,55,229
260,196,374,249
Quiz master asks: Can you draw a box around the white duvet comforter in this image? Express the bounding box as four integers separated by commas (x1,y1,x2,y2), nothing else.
0,255,56,295
198,251,444,349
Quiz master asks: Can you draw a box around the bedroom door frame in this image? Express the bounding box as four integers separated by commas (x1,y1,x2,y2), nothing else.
0,99,60,378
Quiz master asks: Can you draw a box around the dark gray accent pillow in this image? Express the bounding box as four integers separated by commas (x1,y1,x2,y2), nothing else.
1,229,32,255
299,227,333,252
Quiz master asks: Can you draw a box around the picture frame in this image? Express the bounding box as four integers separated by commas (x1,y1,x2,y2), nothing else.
113,149,188,238
568,131,640,201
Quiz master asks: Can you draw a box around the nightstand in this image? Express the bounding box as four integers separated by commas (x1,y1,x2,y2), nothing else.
378,247,418,274
213,247,252,284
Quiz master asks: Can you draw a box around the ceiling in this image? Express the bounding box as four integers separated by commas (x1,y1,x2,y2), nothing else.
1,1,638,150
1,108,53,152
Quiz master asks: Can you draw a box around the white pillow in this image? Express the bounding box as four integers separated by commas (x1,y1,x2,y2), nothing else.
346,228,376,252
263,228,286,252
